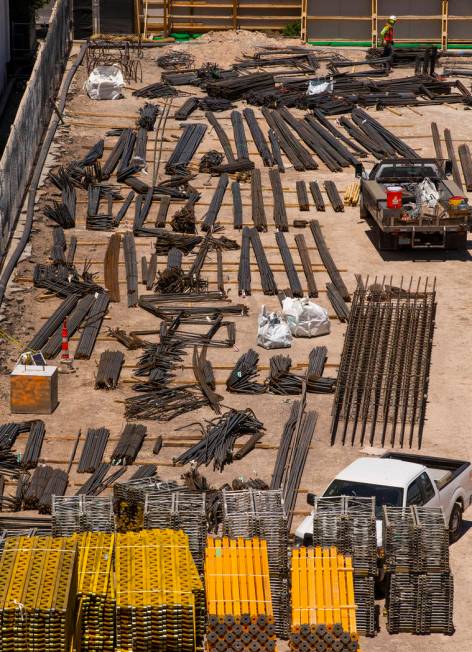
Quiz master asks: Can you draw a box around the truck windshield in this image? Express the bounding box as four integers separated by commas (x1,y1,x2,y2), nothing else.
324,480,403,518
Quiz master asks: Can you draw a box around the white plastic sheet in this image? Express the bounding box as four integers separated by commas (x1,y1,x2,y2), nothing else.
85,65,124,100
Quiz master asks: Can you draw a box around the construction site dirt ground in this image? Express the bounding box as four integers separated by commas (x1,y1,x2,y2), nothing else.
1,32,472,651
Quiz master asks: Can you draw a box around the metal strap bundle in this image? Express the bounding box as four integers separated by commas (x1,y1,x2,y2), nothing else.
249,227,277,295
276,231,303,297
95,350,124,390
309,221,350,302
110,423,147,465
166,123,207,174
290,547,359,651
78,427,110,474
115,529,205,651
205,536,278,650
331,277,436,448
21,419,45,470
174,408,265,472
0,535,77,651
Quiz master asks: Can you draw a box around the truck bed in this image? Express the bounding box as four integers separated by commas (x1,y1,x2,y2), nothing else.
382,452,470,491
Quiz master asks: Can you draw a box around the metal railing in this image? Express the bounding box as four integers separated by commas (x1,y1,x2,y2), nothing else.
0,0,72,263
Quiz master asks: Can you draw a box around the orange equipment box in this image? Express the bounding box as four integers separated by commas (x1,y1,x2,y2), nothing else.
10,365,58,414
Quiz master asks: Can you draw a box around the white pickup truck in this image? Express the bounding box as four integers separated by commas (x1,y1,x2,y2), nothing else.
295,452,472,547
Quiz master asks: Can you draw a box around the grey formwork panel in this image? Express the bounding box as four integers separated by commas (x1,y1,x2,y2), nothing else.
377,0,441,41
306,0,372,41
447,0,472,41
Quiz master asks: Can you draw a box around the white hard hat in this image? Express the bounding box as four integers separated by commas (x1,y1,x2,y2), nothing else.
389,15,397,21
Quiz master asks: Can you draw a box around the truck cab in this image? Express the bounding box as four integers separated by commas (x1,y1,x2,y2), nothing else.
295,453,472,548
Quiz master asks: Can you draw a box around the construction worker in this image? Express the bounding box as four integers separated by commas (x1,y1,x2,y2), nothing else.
381,15,397,60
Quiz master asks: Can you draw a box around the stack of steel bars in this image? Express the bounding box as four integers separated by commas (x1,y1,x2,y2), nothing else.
95,350,124,390
330,277,436,448
77,428,110,473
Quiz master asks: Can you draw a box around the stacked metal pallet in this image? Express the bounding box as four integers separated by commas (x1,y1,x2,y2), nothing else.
383,506,454,635
0,535,77,651
222,488,289,637
113,477,179,531
290,547,360,651
52,495,114,536
76,531,116,651
312,497,376,637
115,529,205,651
205,536,277,652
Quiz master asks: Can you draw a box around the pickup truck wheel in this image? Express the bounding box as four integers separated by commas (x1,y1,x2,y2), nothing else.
449,502,463,543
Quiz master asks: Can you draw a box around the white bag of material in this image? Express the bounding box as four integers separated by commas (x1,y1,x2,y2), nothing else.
416,177,439,210
257,306,292,349
307,78,333,95
85,65,124,100
282,297,330,338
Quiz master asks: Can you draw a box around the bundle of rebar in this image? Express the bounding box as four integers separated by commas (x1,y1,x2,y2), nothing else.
309,181,325,211
136,101,160,130
21,420,45,470
251,168,267,231
206,72,275,100
269,168,288,231
205,536,278,650
110,423,147,465
290,547,359,651
327,282,350,322
95,350,124,390
261,106,317,171
231,109,249,160
77,428,110,474
132,81,178,98
201,174,229,231
75,292,110,359
324,180,345,212
174,409,264,472
0,535,77,651
157,50,195,69
295,234,317,297
0,421,34,450
44,201,75,228
166,123,207,174
199,149,224,173
231,181,243,229
226,348,266,394
249,227,277,295
310,220,350,301
276,231,303,297
330,277,436,448
238,226,252,295
243,107,273,166
42,294,96,359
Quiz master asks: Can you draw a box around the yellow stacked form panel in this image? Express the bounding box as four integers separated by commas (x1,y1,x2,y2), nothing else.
290,546,361,652
205,536,277,652
115,528,205,651
0,535,77,652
